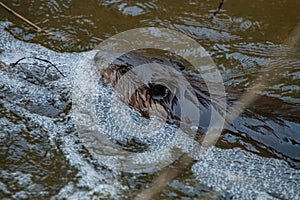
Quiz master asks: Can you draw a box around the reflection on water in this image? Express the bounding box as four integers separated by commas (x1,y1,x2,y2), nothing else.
1,0,300,51
0,0,300,199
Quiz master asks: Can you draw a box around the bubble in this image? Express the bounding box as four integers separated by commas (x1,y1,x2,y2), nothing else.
71,27,227,173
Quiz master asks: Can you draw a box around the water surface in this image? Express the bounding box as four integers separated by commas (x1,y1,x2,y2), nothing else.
1,0,300,199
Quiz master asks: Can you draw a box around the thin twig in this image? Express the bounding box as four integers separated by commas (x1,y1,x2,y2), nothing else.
226,23,300,124
0,1,42,31
0,1,76,43
13,56,65,77
213,0,225,16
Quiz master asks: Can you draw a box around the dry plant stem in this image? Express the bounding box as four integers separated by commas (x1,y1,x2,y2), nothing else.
0,2,42,31
226,22,300,124
134,154,194,200
0,1,76,43
136,22,300,200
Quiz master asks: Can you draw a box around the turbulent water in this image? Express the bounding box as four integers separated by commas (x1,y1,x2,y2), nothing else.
1,19,300,199
0,23,122,199
0,0,300,199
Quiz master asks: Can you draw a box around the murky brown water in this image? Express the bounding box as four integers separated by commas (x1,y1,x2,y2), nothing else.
2,0,300,51
1,0,300,199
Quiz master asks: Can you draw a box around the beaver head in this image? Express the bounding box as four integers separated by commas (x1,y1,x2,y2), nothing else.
98,51,212,129
103,69,180,124
99,52,185,125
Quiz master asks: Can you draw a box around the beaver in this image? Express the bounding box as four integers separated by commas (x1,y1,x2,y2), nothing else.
93,50,300,167
97,50,216,130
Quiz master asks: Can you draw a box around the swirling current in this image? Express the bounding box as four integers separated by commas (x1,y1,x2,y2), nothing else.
1,19,300,200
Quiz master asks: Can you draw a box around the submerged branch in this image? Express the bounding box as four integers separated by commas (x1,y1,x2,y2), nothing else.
13,56,65,77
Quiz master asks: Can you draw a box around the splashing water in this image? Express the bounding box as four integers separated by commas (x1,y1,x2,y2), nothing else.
0,22,300,199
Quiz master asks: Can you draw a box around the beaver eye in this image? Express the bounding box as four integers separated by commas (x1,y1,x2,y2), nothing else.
118,65,131,75
149,84,168,100
119,67,127,75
